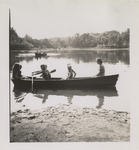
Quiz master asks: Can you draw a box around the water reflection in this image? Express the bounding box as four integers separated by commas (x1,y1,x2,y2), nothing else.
13,86,27,102
10,49,129,112
50,50,129,64
35,55,49,60
10,52,49,70
10,53,34,70
96,95,104,109
32,87,118,109
10,50,129,70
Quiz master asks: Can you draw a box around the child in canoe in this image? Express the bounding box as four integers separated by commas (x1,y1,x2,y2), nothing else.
95,58,105,77
32,64,51,80
66,64,76,80
40,64,51,80
12,63,23,79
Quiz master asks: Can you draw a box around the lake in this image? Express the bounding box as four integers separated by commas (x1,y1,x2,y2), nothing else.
10,49,130,112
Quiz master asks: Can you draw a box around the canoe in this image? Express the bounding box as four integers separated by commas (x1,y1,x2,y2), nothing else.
11,74,119,89
35,52,47,57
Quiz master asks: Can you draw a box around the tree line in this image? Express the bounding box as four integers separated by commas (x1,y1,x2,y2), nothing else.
10,28,129,50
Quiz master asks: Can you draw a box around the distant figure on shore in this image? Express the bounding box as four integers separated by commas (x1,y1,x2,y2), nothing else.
40,64,51,80
95,58,105,77
66,64,76,80
12,63,22,79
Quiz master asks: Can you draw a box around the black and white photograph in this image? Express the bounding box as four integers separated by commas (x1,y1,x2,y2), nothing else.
0,0,139,149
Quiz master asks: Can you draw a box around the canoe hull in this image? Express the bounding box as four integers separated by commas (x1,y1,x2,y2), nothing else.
35,53,47,57
12,74,119,89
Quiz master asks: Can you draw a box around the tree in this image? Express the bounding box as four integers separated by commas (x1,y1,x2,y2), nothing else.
117,36,123,48
10,28,21,45
10,27,130,50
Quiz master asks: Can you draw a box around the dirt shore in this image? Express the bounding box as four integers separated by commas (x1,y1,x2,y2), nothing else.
10,104,130,142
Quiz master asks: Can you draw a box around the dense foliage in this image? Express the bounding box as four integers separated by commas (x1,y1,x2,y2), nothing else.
10,28,129,50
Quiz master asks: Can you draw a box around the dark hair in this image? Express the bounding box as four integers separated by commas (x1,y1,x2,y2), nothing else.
40,64,47,71
13,63,22,71
12,63,22,78
96,58,103,64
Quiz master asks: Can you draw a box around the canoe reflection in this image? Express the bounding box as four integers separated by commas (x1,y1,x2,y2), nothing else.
13,86,27,102
33,87,118,109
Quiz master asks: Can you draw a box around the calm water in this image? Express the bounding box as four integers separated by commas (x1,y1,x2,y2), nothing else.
10,50,130,112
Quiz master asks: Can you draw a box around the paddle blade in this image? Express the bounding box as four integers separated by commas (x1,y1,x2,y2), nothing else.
32,70,42,75
50,69,56,73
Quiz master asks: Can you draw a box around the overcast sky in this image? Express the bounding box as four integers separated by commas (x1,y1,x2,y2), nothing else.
8,0,135,39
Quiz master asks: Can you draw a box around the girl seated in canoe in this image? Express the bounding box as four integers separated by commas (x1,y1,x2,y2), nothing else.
40,64,51,80
66,64,76,80
12,63,23,79
95,58,105,77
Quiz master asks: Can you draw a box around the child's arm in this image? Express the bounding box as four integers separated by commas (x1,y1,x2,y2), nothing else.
72,69,76,78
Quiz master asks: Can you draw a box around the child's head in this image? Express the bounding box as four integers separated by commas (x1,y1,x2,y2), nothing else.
96,58,103,65
40,64,47,71
67,64,72,70
13,63,22,71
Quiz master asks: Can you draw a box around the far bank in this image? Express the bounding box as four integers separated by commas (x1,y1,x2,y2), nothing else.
11,48,129,53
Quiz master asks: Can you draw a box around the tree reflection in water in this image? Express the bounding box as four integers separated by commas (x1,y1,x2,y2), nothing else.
10,50,129,71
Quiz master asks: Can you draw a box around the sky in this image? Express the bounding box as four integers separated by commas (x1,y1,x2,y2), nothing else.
5,0,137,39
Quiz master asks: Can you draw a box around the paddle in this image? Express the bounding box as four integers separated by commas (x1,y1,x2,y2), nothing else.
32,69,56,75
32,70,42,75
50,69,56,73
31,69,56,92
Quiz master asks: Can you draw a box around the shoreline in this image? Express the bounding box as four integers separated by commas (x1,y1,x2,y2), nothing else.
11,48,129,53
10,104,130,142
